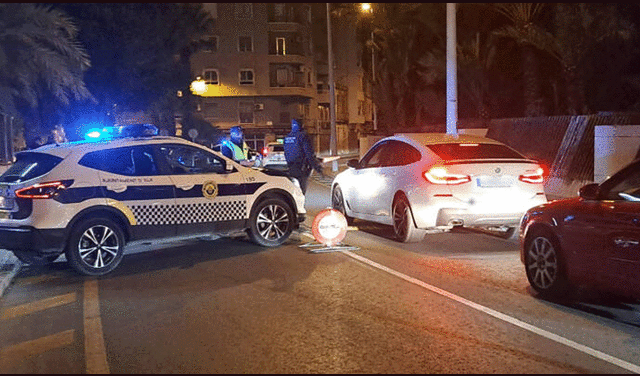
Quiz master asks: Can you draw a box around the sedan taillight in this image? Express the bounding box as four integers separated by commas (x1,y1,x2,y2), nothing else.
15,181,71,199
424,166,471,185
519,167,544,184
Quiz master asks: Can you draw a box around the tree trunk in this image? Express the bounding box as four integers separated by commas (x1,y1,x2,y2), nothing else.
522,45,545,117
565,65,588,115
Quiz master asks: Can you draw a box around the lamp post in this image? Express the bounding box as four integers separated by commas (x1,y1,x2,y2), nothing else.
360,3,377,132
327,3,338,172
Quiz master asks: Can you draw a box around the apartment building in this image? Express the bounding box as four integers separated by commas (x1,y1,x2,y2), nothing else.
189,3,373,154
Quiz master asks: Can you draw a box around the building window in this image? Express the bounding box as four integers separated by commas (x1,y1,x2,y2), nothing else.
203,102,219,118
203,36,218,53
239,101,254,124
239,69,254,85
238,36,253,52
276,37,286,55
235,3,253,19
203,69,219,85
279,112,290,124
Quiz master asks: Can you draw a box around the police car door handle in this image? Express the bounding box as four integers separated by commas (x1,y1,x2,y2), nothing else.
106,185,127,193
177,184,195,190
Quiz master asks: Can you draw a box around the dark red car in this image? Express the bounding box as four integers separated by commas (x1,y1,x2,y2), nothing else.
520,159,640,299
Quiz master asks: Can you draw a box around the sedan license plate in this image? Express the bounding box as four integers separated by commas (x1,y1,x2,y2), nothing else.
477,176,511,188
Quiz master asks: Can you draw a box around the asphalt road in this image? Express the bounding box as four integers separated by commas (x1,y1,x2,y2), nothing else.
1,175,640,373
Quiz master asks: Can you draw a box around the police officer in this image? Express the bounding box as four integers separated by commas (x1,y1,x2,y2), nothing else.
221,126,254,167
284,118,322,194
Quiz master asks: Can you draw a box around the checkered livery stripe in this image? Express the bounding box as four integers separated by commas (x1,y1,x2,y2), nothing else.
130,200,247,225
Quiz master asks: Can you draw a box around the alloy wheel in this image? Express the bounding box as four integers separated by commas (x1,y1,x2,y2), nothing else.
256,203,290,242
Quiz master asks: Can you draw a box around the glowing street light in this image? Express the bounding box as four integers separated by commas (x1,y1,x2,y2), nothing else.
190,76,206,96
360,3,377,132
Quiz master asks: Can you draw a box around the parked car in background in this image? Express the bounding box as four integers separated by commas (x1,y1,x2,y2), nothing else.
261,141,287,168
331,133,547,242
0,124,305,276
520,158,640,300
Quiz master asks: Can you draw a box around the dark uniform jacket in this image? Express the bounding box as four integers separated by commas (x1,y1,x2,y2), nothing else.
283,129,321,176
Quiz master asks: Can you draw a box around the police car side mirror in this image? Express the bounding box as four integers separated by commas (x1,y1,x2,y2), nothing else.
225,162,234,173
346,159,360,169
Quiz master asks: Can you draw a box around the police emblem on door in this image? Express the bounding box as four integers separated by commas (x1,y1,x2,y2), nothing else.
202,181,218,199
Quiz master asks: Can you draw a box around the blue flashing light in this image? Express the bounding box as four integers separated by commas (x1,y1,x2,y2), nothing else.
83,123,159,142
85,129,102,139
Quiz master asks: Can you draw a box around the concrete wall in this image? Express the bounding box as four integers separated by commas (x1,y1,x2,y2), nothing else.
594,125,640,183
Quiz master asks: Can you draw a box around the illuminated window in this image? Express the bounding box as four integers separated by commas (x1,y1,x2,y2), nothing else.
238,36,253,52
235,3,253,19
203,69,219,85
276,37,286,55
239,69,254,85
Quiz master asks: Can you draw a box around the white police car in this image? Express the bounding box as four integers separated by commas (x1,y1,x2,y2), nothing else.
0,124,306,276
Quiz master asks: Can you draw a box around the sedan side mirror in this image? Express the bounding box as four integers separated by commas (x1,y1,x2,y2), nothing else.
579,183,599,200
346,159,360,169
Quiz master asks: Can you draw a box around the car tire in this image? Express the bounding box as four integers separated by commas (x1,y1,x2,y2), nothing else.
65,217,125,276
331,185,354,226
392,194,425,243
524,229,572,298
12,251,60,266
247,198,294,247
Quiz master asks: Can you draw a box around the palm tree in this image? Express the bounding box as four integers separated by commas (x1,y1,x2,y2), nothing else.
0,3,93,146
551,3,636,115
491,3,557,117
366,3,446,132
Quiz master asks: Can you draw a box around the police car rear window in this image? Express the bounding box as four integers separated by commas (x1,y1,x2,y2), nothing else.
0,152,63,183
427,143,525,161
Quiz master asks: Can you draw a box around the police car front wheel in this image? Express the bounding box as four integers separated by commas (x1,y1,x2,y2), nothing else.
65,218,125,276
248,198,294,247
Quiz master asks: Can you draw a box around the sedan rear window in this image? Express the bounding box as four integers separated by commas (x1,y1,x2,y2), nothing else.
427,143,525,161
0,152,64,183
271,145,284,152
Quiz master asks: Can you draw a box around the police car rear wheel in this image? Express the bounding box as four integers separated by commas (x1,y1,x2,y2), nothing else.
248,198,294,247
65,218,125,276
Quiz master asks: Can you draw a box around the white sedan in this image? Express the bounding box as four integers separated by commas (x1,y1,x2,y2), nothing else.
331,133,547,242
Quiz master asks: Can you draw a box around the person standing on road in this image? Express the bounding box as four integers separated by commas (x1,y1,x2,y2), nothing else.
284,118,323,194
221,126,255,167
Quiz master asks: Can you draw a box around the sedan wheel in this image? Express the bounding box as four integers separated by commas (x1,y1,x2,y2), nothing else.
525,231,571,298
331,185,354,225
248,198,294,247
392,195,425,243
65,218,125,276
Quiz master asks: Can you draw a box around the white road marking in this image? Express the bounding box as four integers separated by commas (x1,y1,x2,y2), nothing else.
84,279,109,374
338,250,640,374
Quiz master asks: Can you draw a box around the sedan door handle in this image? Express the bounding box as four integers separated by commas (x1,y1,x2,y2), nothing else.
106,185,127,193
176,184,195,191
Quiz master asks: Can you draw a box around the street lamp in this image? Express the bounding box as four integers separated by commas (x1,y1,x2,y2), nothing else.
327,3,338,172
360,3,377,132
190,76,206,96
